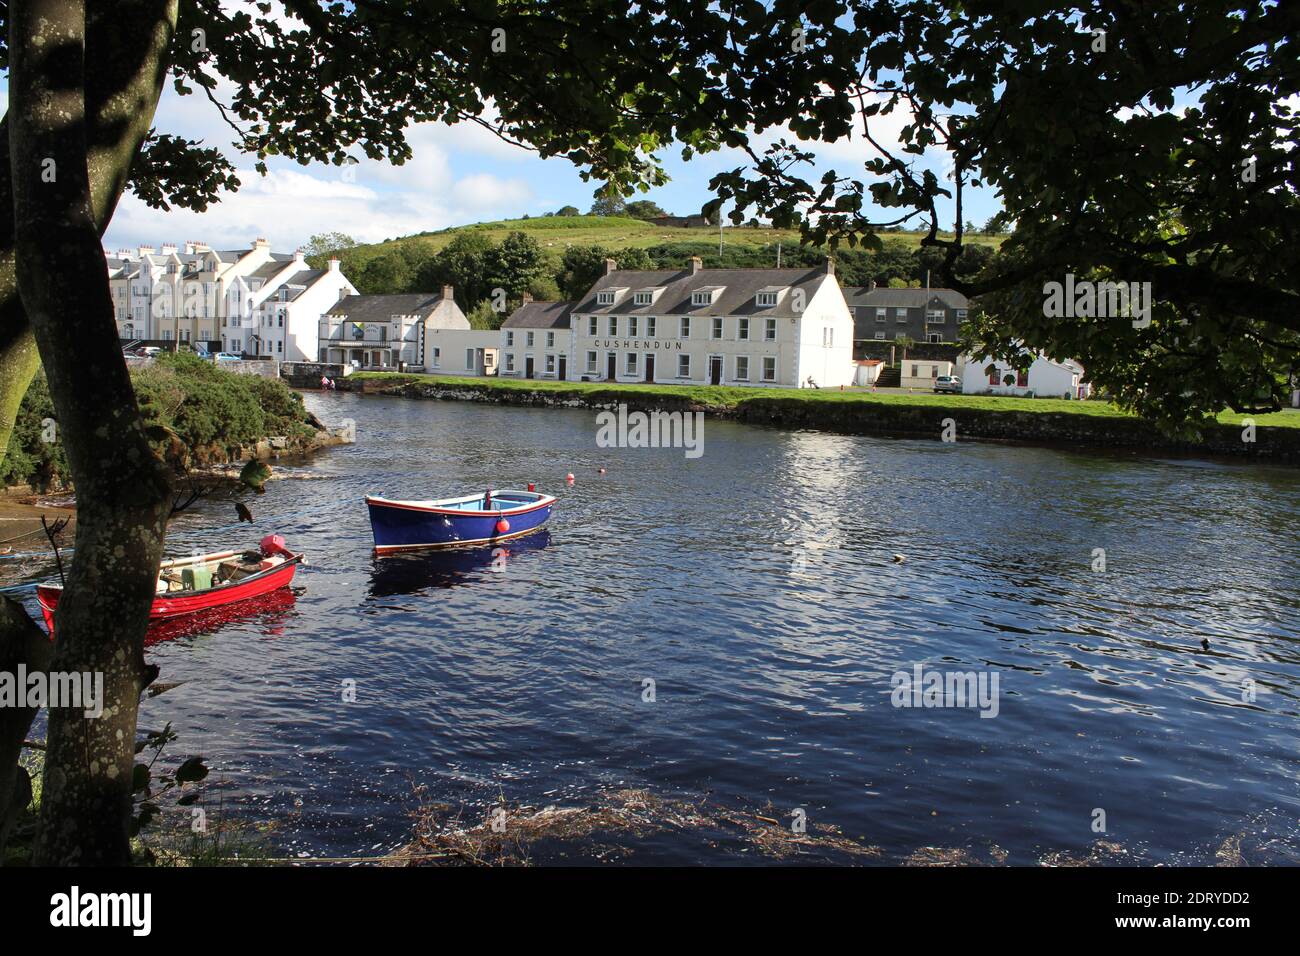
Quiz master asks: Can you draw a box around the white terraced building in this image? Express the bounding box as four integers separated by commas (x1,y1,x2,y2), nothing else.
106,238,356,359
507,257,854,388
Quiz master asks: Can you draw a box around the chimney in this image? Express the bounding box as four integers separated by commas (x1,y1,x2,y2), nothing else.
867,278,876,292
161,243,177,254
442,284,454,300
521,292,533,304
689,256,702,274
253,237,270,249
137,245,155,256
328,257,340,272
117,248,132,259
604,258,617,276
293,248,305,263
825,256,835,276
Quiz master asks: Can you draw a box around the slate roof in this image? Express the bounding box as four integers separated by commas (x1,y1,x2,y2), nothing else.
325,293,447,321
501,301,575,329
844,287,969,310
576,266,836,317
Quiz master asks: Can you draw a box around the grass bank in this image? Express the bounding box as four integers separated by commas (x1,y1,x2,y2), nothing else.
344,372,1300,462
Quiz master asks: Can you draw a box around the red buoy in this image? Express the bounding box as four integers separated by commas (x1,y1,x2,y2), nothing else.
565,473,575,483
527,482,535,492
496,518,510,534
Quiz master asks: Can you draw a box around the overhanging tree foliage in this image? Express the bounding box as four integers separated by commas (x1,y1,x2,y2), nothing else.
706,0,1300,430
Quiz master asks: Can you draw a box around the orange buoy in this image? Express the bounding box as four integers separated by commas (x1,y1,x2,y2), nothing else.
565,473,575,483
496,518,510,534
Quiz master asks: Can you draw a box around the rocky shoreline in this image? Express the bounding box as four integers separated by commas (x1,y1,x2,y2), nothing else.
337,375,1300,464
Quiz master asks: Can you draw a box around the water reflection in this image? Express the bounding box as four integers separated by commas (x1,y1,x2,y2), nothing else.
144,586,299,646
367,529,552,597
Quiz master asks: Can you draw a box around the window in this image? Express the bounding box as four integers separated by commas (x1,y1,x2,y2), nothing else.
895,332,907,341
277,341,283,354
526,331,535,347
711,317,723,339
634,291,653,305
278,314,284,327
626,352,638,374
432,347,441,366
764,318,776,341
161,330,172,341
586,350,598,372
691,290,713,306
505,353,515,373
735,355,749,380
762,357,776,381
466,348,475,369
677,354,691,377
629,316,638,337
911,364,919,378
988,369,999,386
738,318,750,340
597,291,615,305
505,331,514,346
588,316,597,336
679,316,690,338
823,327,834,348
874,331,886,340
646,316,656,337
608,316,617,336
931,366,939,378
546,331,555,347
956,309,968,320
1016,369,1029,387
928,333,942,343
926,310,945,324
896,309,908,322
180,330,190,343
756,291,778,307
546,354,556,373
876,308,887,321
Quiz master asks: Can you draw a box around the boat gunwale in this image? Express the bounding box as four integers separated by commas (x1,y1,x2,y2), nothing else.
36,552,305,609
365,490,555,518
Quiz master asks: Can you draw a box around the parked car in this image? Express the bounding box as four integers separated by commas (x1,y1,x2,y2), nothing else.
214,352,242,362
933,375,962,394
133,346,162,358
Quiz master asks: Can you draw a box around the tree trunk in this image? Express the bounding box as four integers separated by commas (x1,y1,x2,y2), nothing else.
9,0,176,865
0,1,177,468
0,596,52,849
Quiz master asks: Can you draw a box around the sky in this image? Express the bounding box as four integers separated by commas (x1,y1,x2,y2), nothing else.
0,2,1004,255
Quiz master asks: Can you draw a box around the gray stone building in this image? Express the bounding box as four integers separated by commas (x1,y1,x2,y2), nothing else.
844,284,970,345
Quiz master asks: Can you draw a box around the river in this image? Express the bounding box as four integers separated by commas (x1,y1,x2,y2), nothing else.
19,391,1300,863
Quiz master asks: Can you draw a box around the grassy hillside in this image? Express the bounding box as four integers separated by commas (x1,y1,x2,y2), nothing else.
344,214,1004,273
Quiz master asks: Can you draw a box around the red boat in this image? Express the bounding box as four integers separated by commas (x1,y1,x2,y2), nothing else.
36,534,304,636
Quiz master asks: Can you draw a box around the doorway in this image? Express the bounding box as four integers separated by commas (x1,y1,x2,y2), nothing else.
644,353,654,383
525,356,535,378
558,355,567,380
607,353,617,380
709,355,723,385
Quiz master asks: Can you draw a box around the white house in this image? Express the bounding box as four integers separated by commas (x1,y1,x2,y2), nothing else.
239,258,357,361
319,287,470,370
499,297,576,379
960,354,1089,399
564,257,854,387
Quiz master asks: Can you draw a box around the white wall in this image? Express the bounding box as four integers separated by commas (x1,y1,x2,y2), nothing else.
962,355,1085,398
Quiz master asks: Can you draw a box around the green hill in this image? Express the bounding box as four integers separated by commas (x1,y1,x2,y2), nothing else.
337,214,1003,273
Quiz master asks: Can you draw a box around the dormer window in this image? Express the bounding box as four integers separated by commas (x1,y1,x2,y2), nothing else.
597,291,616,305
756,291,779,307
691,290,713,307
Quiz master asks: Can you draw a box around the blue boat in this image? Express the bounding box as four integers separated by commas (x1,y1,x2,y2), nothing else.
365,489,556,554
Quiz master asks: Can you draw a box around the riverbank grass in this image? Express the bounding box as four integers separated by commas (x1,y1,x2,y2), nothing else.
348,372,1300,429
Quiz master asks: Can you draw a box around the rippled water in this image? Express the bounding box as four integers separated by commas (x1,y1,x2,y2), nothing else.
19,392,1300,863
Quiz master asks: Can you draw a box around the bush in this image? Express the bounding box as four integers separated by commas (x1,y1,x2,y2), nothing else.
3,354,317,488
